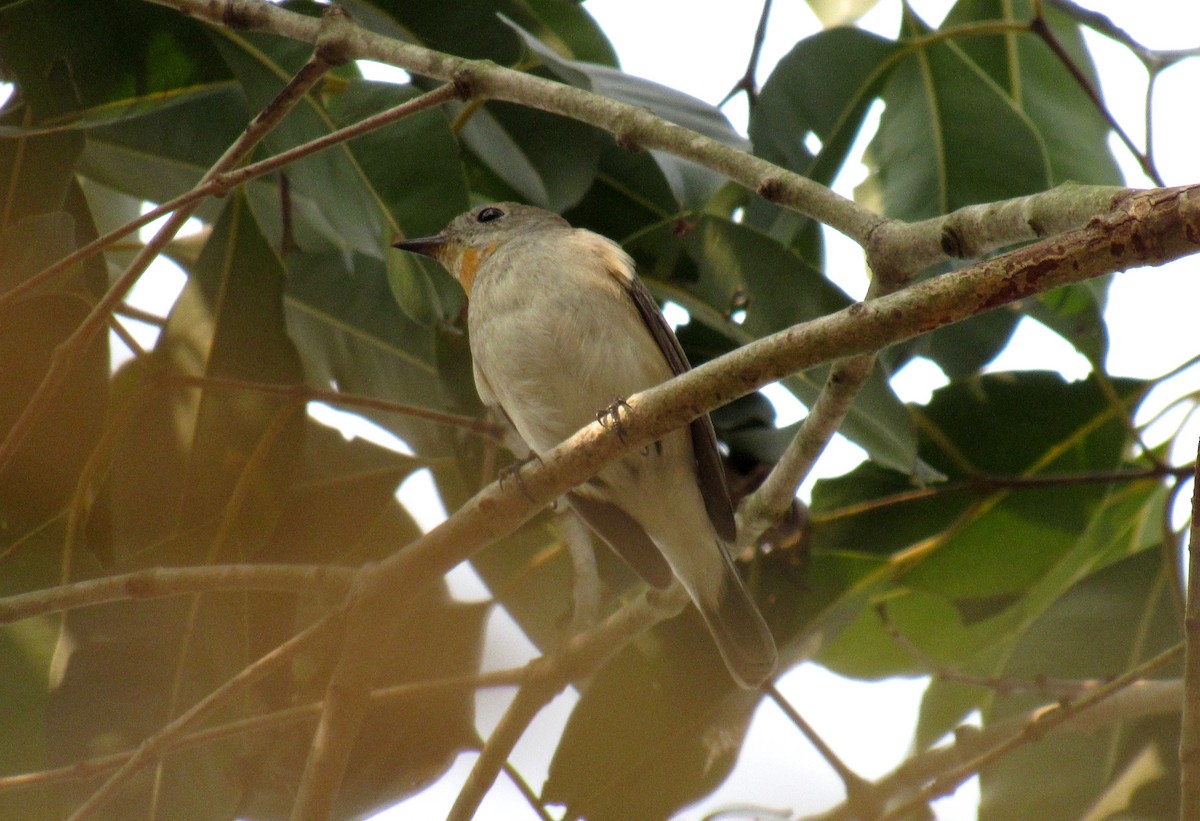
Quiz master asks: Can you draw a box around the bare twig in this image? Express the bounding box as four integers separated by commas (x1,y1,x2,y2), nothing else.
1029,6,1165,186
879,644,1183,820
448,585,690,820
766,684,875,813
162,372,501,437
449,681,556,821
0,667,525,795
65,615,338,821
0,8,351,480
719,0,773,107
0,564,353,625
0,82,461,313
816,674,1182,820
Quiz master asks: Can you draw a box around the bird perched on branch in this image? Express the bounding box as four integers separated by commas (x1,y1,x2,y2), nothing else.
394,203,777,688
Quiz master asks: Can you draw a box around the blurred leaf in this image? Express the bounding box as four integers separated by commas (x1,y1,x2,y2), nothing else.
0,0,229,127
978,549,1180,820
544,615,761,821
0,534,63,820
805,0,884,26
48,593,250,820
0,291,107,546
159,192,305,544
242,581,487,820
866,7,1052,222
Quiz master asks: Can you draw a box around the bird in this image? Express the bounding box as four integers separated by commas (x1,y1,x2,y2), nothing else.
394,202,777,688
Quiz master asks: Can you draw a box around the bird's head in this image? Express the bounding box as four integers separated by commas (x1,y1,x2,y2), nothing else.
393,202,568,295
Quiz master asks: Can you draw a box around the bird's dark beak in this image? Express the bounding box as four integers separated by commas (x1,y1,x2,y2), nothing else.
392,235,447,260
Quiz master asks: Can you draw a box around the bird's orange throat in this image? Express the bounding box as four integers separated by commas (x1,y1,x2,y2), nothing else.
457,241,499,297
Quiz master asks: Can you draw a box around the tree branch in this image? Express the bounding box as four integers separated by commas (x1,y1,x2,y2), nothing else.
286,183,1198,818
816,670,1182,820
0,564,354,625
147,0,883,246
0,6,354,479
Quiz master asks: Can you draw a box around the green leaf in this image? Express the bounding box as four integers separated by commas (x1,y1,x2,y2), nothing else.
281,250,465,458
342,0,616,66
866,7,1053,221
978,550,1180,820
0,0,229,127
78,87,249,225
506,17,744,210
626,214,921,476
458,97,603,213
944,0,1122,188
812,372,1149,686
752,27,900,186
326,79,470,325
211,32,395,259
160,193,305,540
544,616,761,821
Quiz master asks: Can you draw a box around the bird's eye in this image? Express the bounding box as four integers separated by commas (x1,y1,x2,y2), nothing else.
476,206,504,224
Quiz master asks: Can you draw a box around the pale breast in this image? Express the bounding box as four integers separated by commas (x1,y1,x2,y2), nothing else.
468,228,674,454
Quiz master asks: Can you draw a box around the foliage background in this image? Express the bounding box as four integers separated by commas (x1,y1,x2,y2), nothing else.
0,0,1197,819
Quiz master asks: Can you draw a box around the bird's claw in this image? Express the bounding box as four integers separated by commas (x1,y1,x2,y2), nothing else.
499,452,542,501
597,397,632,441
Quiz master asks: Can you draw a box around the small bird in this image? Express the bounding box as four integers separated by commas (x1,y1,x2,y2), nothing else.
394,203,777,688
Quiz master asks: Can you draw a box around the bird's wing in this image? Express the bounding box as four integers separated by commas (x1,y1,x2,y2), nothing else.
610,264,737,544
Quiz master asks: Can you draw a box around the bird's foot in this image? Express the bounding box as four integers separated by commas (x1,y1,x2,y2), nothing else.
499,452,542,501
597,397,633,441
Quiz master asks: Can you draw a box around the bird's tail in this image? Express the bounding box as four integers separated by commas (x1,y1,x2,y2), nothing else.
696,547,777,689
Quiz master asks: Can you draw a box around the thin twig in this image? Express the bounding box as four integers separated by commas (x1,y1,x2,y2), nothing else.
0,82,461,313
765,684,875,812
0,564,353,626
449,681,557,821
0,667,525,795
65,614,339,821
0,10,350,481
162,372,501,438
719,0,772,107
879,644,1184,820
500,762,555,821
877,602,1093,699
812,463,1191,525
446,586,689,820
1029,4,1165,186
